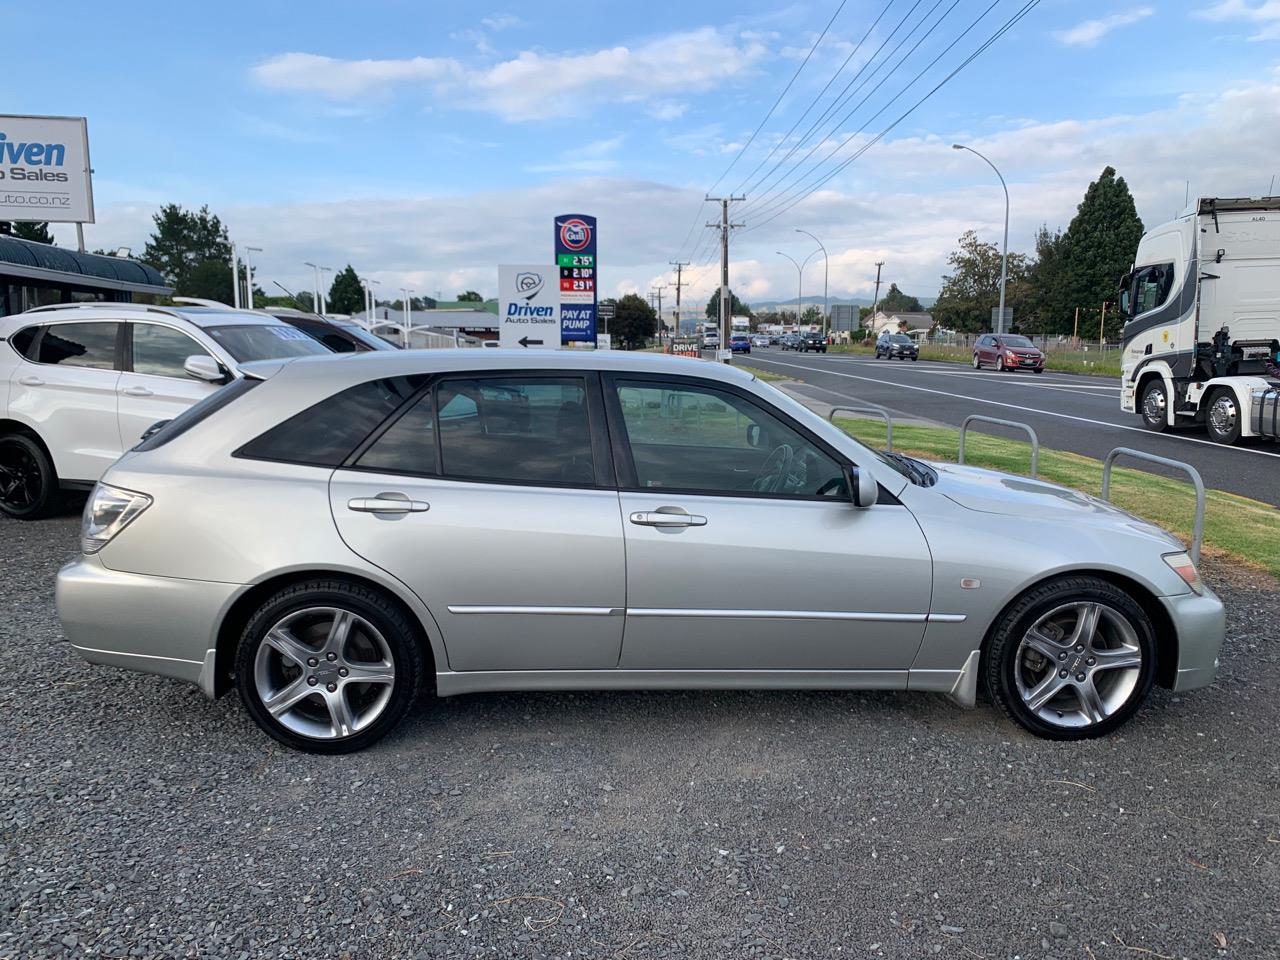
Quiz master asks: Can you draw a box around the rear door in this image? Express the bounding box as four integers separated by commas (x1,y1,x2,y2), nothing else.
329,372,627,672
116,321,221,449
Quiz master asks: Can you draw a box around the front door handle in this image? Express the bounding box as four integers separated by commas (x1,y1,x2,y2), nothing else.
348,493,430,515
121,386,154,397
18,376,44,387
629,510,707,528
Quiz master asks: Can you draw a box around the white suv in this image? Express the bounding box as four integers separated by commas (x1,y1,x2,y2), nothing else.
0,302,332,519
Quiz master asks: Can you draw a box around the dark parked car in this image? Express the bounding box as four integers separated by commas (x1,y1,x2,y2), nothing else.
797,331,828,353
973,334,1044,373
269,309,398,353
876,333,919,361
730,333,752,354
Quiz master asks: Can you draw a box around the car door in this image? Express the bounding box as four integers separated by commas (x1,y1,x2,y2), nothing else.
8,320,123,481
329,372,626,672
605,374,933,672
116,321,222,449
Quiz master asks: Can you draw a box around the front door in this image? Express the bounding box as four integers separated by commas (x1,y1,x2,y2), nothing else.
329,373,626,672
116,322,220,449
605,375,932,671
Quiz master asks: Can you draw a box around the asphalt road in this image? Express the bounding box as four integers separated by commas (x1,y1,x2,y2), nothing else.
4,513,1280,959
741,350,1280,507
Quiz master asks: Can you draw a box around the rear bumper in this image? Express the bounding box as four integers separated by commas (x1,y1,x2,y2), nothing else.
56,555,242,698
1160,587,1225,691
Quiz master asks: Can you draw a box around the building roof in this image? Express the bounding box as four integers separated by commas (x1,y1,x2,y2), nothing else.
0,235,171,294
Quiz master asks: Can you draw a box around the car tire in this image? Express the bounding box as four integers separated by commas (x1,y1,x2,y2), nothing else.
984,575,1157,740
235,578,427,754
0,433,60,520
972,354,981,369
1139,379,1170,432
1033,368,1044,374
996,356,1006,371
911,355,918,362
1205,388,1242,445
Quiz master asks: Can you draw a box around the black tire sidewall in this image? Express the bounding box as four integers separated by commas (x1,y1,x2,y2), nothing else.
984,577,1158,740
0,434,58,520
234,580,425,754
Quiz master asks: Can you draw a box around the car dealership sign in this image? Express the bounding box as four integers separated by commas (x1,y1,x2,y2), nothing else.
555,213,597,344
498,264,560,349
0,115,94,223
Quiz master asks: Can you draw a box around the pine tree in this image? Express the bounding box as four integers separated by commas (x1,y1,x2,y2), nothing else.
1061,167,1144,339
10,221,54,244
705,288,752,319
141,204,232,293
1025,225,1072,334
878,283,923,313
327,265,366,315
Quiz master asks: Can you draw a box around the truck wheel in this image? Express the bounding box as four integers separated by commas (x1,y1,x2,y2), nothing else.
1139,379,1169,432
1205,389,1242,445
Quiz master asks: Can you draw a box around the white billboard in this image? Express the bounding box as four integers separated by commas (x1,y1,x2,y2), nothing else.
0,115,94,223
498,264,559,350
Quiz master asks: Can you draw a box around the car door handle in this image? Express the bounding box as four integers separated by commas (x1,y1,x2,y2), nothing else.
18,376,44,387
121,386,153,397
347,494,430,514
629,510,707,527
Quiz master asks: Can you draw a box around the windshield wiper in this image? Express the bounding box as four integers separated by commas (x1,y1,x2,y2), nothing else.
883,452,936,487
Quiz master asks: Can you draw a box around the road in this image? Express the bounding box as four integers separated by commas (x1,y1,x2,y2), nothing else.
741,349,1280,507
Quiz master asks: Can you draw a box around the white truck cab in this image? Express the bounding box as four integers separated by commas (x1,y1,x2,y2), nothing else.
1120,196,1280,444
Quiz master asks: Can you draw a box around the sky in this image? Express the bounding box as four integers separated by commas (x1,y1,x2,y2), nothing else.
6,0,1280,311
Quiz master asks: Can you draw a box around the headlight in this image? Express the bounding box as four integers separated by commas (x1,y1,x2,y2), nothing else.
1163,551,1204,595
81,483,152,554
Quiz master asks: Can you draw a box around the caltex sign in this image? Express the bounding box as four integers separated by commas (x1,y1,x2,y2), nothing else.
554,213,597,344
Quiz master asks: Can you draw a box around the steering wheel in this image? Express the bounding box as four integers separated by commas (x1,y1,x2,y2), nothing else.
752,443,795,493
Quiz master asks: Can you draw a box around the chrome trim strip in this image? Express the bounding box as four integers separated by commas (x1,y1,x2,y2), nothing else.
436,668,910,697
625,608,927,622
926,613,968,623
447,605,622,616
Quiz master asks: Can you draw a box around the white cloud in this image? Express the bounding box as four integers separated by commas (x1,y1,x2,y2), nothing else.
647,100,688,121
251,28,767,121
527,136,626,174
1053,6,1154,47
1197,1,1280,40
480,13,523,31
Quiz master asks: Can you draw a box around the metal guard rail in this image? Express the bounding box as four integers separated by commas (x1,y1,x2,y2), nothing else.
959,415,1040,479
1101,447,1206,565
827,405,893,452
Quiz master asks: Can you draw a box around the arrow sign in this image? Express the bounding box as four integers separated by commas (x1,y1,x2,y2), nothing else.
518,336,544,348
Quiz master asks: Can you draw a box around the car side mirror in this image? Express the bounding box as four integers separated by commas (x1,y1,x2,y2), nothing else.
843,464,878,508
184,354,227,383
746,423,761,448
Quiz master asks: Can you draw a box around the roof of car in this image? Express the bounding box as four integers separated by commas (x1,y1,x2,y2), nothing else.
5,302,289,330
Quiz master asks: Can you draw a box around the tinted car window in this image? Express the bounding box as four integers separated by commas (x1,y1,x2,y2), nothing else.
614,380,844,497
238,376,426,467
356,391,437,474
8,325,38,359
437,377,593,486
1000,336,1035,349
132,323,212,378
204,324,330,362
133,378,260,451
37,322,119,369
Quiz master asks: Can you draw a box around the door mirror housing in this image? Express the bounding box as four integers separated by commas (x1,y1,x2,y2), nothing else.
184,354,228,383
843,465,878,508
746,423,762,448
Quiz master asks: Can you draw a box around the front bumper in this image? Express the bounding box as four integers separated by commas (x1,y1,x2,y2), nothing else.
1161,586,1226,691
57,555,243,697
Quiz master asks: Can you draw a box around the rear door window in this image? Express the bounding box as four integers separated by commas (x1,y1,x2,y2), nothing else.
36,322,120,369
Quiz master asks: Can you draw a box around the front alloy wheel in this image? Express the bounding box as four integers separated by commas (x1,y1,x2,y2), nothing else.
1205,390,1242,445
972,354,981,369
236,580,425,753
985,577,1155,739
1140,379,1169,432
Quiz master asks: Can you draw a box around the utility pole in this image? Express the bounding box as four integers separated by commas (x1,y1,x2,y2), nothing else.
650,283,667,344
669,260,689,338
871,261,885,332
243,246,262,309
1099,300,1109,349
706,195,745,362
1072,306,1080,349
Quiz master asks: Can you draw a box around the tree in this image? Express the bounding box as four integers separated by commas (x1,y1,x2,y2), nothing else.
705,288,752,320
8,221,54,244
931,230,1030,333
457,290,483,302
1023,225,1073,334
182,260,236,304
878,283,922,313
613,293,657,349
141,204,232,294
1060,166,1144,340
327,265,366,315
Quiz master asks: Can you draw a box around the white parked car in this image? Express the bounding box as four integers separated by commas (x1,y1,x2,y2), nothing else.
0,302,331,519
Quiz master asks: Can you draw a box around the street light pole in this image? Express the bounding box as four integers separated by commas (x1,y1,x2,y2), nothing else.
231,243,241,309
303,262,321,315
243,246,262,309
401,287,413,349
319,266,332,317
795,229,828,339
953,143,1010,333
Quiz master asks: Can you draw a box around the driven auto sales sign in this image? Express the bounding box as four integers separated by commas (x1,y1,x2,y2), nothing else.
554,214,597,344
0,115,94,223
498,264,560,350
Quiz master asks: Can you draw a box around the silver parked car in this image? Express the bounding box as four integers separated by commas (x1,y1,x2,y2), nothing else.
57,350,1224,752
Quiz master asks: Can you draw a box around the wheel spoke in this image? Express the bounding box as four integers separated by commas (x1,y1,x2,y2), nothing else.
262,676,316,718
264,627,316,669
325,610,355,656
1024,671,1066,712
325,688,357,738
1069,603,1102,650
1023,627,1067,663
343,660,395,686
1075,678,1108,723
1092,644,1142,672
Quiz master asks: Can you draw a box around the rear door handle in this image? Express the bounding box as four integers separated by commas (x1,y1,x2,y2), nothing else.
121,386,153,397
629,511,707,527
18,376,44,387
347,493,430,514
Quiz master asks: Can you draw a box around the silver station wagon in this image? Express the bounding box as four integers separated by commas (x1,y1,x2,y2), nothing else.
56,350,1224,753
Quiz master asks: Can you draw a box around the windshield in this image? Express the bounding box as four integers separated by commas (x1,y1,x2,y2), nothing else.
1000,335,1034,349
889,334,912,344
204,324,332,362
336,323,398,351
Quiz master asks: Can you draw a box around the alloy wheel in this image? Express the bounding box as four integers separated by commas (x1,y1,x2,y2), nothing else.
252,606,396,740
1013,601,1143,728
1207,393,1239,442
1142,383,1166,426
0,442,41,512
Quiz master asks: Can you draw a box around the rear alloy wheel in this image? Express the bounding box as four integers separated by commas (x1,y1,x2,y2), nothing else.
985,576,1155,740
1139,379,1169,432
972,354,981,369
1205,390,1242,445
236,580,425,753
0,433,59,520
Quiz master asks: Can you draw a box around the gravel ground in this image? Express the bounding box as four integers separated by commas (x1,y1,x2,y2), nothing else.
2,511,1279,960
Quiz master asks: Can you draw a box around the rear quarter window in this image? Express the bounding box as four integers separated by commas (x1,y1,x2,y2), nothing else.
7,325,39,360
133,378,260,451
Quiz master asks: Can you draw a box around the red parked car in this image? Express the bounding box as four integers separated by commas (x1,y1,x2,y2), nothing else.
972,334,1045,373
